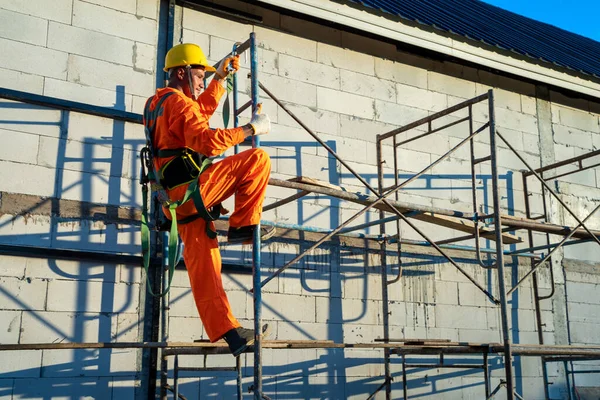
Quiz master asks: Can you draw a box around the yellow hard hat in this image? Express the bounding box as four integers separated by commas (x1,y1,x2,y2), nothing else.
163,43,216,72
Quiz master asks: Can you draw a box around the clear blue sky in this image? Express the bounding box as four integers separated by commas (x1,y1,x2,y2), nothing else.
482,0,600,42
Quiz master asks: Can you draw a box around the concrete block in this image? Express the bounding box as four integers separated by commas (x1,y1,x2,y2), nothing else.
395,148,433,173
492,88,522,112
20,310,111,343
256,26,317,61
262,346,319,375
375,58,428,89
254,292,315,323
167,316,204,342
428,72,476,99
434,280,458,305
397,83,449,112
0,67,44,94
169,287,197,318
341,298,380,325
37,136,116,178
67,54,154,97
44,78,134,111
568,302,600,324
344,349,385,377
522,133,540,155
110,378,137,399
53,166,134,206
0,8,47,46
0,0,72,23
521,95,537,115
137,0,158,19
133,41,154,74
495,108,539,135
0,310,20,343
458,282,497,308
113,312,139,342
280,54,339,90
82,0,136,14
317,43,375,75
276,320,330,341
566,281,600,305
180,28,209,56
0,276,47,311
344,375,387,399
406,302,436,328
0,350,41,378
46,279,138,313
299,268,334,298
72,0,156,45
553,123,594,150
377,101,427,131
24,257,119,283
317,86,374,119
339,114,396,142
0,129,39,165
343,272,382,301
0,215,52,248
458,328,502,343
340,69,395,102
48,22,135,67
41,347,135,376
200,375,243,398
259,73,316,108
0,255,27,278
559,106,600,133
435,304,488,330
0,37,67,80
342,322,383,342
183,7,250,42
277,102,340,136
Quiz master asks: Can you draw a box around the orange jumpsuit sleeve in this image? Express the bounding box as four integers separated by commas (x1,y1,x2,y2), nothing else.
196,79,224,117
167,94,245,158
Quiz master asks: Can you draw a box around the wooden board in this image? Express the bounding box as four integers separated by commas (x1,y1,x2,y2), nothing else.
269,178,522,244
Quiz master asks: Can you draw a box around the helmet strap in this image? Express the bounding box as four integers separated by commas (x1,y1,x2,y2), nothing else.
185,65,197,101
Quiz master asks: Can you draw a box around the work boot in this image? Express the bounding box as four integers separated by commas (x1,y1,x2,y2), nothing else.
227,225,276,244
222,324,270,357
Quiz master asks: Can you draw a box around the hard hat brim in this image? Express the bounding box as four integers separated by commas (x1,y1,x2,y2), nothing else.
163,64,217,73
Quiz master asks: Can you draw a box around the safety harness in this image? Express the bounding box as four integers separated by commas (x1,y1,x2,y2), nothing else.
140,91,221,296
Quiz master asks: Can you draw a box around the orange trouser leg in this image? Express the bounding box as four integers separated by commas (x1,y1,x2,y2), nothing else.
200,148,271,227
178,220,240,342
176,148,271,342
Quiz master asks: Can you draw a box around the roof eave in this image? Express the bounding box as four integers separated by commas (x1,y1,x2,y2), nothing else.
257,0,600,100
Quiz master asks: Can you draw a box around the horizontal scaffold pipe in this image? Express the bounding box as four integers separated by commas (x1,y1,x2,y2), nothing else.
4,342,600,358
269,178,522,244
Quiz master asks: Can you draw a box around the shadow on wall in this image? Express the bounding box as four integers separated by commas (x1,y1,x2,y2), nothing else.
0,87,523,398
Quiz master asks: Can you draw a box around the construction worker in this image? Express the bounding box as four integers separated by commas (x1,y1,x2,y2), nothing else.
143,43,273,356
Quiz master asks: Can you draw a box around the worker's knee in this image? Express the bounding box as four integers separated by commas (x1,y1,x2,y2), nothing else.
248,147,271,169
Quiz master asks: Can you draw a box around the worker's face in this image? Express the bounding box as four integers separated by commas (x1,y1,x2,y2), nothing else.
187,68,205,98
174,67,205,98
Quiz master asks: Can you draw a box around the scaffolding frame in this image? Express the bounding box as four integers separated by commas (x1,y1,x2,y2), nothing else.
0,30,599,399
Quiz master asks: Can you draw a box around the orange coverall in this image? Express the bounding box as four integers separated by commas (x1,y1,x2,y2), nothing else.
145,80,271,341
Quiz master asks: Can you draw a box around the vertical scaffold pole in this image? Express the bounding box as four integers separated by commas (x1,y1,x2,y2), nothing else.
250,32,263,400
232,42,240,156
376,137,392,400
231,41,243,400
488,89,514,399
159,232,170,400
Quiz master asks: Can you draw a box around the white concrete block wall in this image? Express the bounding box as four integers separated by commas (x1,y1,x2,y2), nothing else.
0,0,598,398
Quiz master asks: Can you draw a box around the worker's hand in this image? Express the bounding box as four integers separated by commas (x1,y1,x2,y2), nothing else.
249,113,271,136
215,55,240,79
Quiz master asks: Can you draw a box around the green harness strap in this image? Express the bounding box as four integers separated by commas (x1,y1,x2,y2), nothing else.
140,93,219,297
